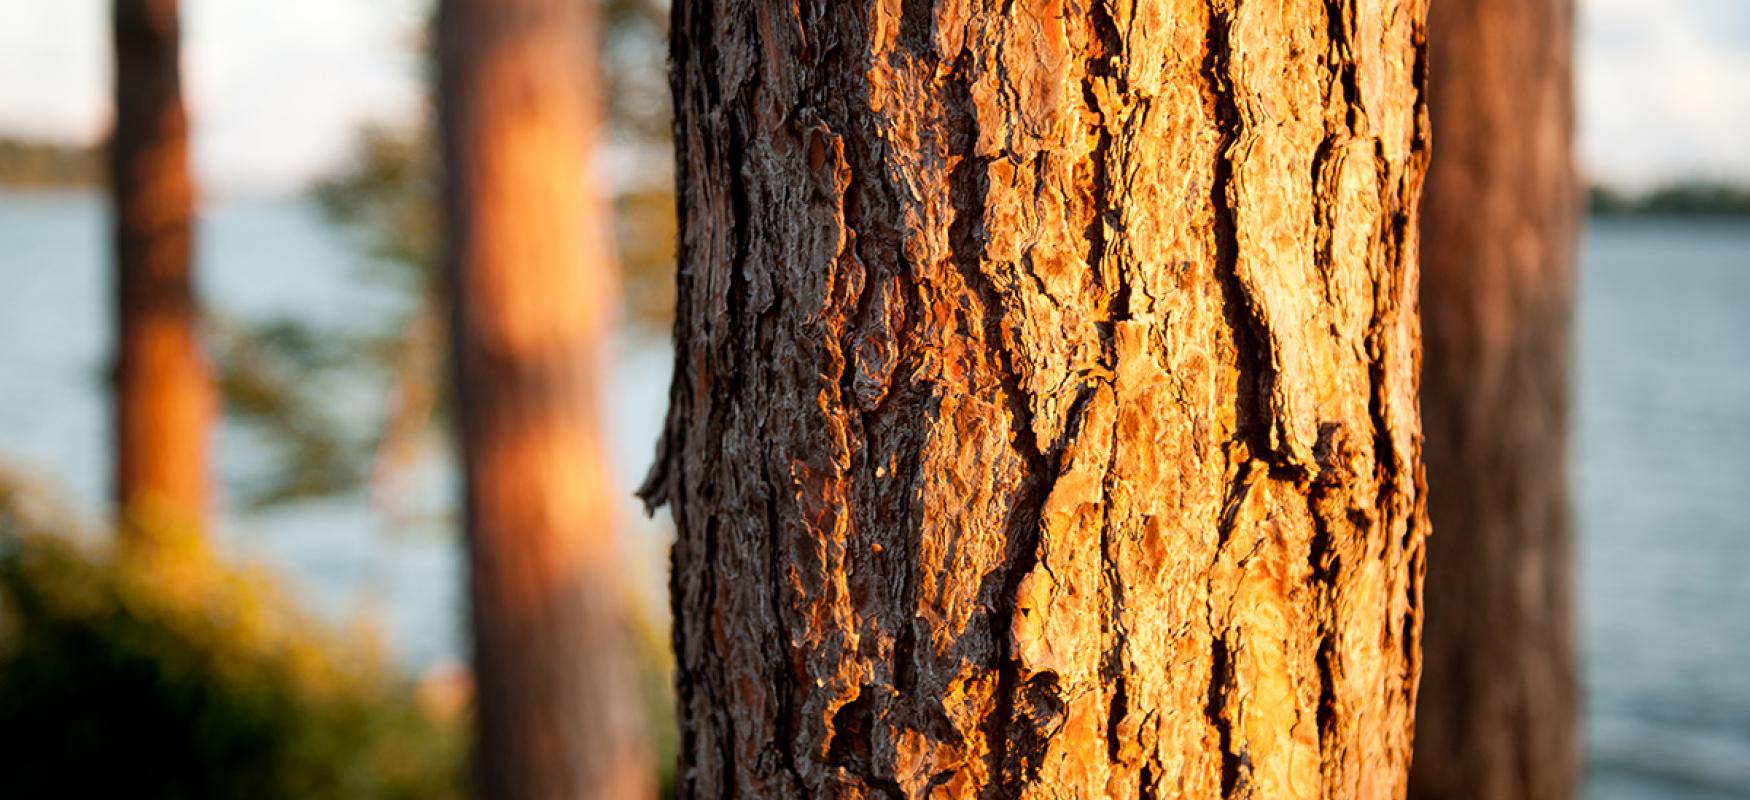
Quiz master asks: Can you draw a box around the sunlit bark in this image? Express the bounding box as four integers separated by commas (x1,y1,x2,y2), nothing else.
645,1,1432,796
1411,0,1579,796
111,0,209,538
438,0,653,796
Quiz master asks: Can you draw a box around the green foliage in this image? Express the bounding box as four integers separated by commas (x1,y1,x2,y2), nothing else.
0,479,465,799
602,0,673,144
216,124,446,510
600,0,681,333
212,316,383,509
1588,185,1634,215
626,588,680,799
617,184,680,330
218,2,680,510
314,126,444,286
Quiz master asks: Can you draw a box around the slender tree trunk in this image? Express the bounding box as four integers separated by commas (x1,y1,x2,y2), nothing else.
1410,0,1578,797
438,0,653,796
111,0,208,536
643,1,1431,796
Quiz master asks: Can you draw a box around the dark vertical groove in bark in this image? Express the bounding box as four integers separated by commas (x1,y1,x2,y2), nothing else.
762,313,809,797
1083,0,1121,302
111,0,208,537
1307,478,1340,763
1410,0,1578,795
1201,0,1267,471
947,146,1033,798
1206,635,1245,797
1083,4,1132,775
1323,0,1362,124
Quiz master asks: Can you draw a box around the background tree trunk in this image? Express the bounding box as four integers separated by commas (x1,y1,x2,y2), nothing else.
1410,0,1579,797
437,0,653,796
111,0,208,536
644,1,1431,796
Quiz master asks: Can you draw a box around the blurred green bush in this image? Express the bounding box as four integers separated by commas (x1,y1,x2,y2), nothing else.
0,478,465,800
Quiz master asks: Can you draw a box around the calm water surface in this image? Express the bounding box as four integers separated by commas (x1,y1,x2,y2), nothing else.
1577,219,1750,797
1,192,1746,797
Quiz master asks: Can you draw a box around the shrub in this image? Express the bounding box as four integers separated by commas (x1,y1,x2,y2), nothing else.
0,477,464,800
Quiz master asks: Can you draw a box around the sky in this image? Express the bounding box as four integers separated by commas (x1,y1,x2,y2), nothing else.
1,0,1746,194
0,0,426,194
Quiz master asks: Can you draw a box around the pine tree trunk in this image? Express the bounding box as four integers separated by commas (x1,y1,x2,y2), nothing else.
1410,0,1578,797
437,0,653,796
111,0,208,535
644,1,1432,796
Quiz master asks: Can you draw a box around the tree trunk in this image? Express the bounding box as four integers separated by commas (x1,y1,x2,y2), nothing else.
644,1,1431,796
437,0,653,797
1410,0,1578,797
111,0,208,536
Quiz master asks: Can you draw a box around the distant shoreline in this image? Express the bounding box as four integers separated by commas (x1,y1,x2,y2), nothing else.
1589,184,1750,217
0,138,101,190
4,136,1750,218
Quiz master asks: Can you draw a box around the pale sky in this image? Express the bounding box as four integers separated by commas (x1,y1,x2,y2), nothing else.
0,0,426,194
1,0,1746,194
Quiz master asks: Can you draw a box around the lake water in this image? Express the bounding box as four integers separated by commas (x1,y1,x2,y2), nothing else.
1,192,1746,797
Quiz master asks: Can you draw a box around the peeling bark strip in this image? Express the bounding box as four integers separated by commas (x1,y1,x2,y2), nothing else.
646,0,1431,796
1411,0,1578,796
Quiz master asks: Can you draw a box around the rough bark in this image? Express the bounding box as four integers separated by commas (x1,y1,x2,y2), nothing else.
1410,0,1578,797
645,1,1431,796
111,0,209,535
437,0,653,796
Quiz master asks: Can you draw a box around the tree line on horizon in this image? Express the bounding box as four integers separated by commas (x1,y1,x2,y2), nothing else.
14,134,1750,217
23,0,1590,797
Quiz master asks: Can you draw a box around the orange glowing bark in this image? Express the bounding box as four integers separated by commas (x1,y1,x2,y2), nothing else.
438,0,654,796
111,0,209,537
1411,0,1580,796
645,1,1433,796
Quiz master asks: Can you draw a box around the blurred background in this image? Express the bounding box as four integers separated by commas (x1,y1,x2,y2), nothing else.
0,0,1745,797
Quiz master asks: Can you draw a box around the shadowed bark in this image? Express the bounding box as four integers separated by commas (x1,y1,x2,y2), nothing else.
644,1,1433,796
111,0,209,537
438,0,654,796
1411,0,1579,796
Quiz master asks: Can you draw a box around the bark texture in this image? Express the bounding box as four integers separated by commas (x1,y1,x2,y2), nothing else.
111,0,209,534
438,0,653,796
645,0,1431,796
1410,0,1578,797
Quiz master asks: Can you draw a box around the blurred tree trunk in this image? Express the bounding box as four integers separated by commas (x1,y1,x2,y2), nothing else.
111,0,208,537
643,1,1431,796
1411,0,1579,797
437,0,653,797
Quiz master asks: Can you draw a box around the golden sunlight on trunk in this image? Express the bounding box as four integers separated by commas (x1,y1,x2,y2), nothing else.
439,0,653,796
644,0,1433,796
111,0,209,539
